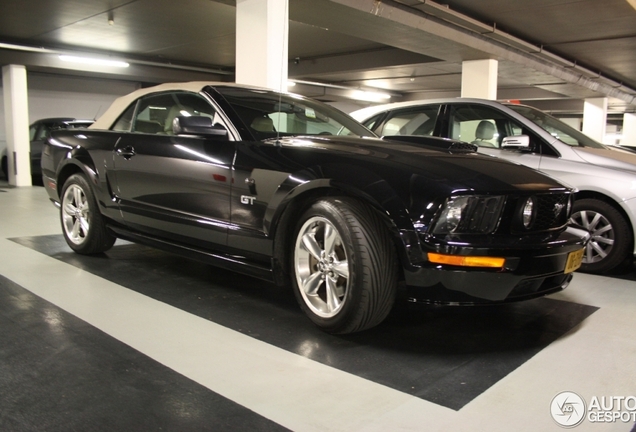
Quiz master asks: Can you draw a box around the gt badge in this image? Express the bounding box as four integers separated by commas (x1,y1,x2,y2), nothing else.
241,195,256,205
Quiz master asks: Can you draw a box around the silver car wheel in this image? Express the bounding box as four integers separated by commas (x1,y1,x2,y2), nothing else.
294,216,350,318
62,183,90,246
570,209,614,264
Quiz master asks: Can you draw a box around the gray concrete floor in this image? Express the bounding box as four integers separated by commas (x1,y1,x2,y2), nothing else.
1,183,635,431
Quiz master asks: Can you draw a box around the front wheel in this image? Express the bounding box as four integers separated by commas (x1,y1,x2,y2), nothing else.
291,197,398,334
570,198,631,273
60,173,116,254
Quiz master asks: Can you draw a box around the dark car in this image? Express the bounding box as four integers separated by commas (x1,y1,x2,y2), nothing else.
1,117,93,182
41,82,587,334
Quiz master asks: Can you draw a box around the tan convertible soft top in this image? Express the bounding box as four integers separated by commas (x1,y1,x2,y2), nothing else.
90,81,268,130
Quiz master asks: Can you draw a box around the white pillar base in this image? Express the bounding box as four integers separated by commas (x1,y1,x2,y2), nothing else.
2,64,31,187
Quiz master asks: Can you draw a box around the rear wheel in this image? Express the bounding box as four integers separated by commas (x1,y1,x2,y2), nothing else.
291,197,398,334
60,173,116,254
570,198,631,273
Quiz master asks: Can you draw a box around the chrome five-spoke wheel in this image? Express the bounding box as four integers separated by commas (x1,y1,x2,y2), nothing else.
62,183,90,246
291,198,398,334
294,216,349,318
59,173,115,254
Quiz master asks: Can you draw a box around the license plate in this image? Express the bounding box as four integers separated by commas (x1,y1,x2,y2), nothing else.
564,248,584,274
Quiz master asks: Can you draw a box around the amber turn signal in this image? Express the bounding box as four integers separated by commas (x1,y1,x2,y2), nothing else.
428,253,505,268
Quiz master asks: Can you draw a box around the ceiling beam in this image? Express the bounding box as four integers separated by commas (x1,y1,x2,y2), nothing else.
289,47,438,78
294,0,636,105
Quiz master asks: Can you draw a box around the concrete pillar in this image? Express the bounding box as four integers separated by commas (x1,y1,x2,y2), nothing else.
461,59,498,100
622,113,636,148
235,0,289,92
582,97,608,143
2,65,31,187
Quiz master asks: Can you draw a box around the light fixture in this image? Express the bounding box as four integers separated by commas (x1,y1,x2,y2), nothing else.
58,54,129,68
287,81,296,87
351,90,391,102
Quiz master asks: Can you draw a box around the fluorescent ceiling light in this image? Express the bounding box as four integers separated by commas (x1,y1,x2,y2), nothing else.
59,54,129,68
287,81,296,87
352,90,391,102
0,42,53,53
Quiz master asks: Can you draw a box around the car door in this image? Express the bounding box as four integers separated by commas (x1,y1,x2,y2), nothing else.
112,91,235,249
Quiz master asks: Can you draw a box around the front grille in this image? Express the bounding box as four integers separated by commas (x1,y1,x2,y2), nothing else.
533,194,570,231
499,193,572,234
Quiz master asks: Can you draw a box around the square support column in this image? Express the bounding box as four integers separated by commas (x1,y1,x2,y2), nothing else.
622,113,636,148
461,59,498,100
582,97,608,143
2,64,31,187
236,0,289,92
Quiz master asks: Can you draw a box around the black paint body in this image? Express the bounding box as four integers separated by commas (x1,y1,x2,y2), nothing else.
41,84,587,304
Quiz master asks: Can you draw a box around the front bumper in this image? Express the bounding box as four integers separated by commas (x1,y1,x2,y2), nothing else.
404,227,589,305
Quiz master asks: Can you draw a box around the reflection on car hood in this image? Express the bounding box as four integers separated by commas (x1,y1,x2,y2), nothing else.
279,135,567,193
572,146,636,175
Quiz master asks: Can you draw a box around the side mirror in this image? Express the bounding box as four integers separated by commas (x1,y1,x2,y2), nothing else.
173,116,228,140
501,134,530,150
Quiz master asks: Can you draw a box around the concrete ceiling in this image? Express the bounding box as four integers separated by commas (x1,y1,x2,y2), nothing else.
0,0,635,114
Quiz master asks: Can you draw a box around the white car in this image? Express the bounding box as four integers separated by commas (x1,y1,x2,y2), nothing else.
352,98,636,273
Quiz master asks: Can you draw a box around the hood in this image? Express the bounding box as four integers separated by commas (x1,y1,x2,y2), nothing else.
278,135,569,194
572,146,636,174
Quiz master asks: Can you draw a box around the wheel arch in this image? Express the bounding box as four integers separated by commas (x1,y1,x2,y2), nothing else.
267,173,420,287
56,158,96,198
574,189,635,254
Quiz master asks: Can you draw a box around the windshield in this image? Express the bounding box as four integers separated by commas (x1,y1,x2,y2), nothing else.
507,104,606,149
214,86,375,140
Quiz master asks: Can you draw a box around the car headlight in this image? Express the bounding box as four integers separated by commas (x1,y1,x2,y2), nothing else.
432,195,505,234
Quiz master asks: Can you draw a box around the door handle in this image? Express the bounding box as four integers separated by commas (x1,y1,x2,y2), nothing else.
116,146,136,159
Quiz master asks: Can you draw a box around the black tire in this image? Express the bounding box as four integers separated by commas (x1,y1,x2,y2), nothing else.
60,173,116,254
291,197,398,334
570,198,631,273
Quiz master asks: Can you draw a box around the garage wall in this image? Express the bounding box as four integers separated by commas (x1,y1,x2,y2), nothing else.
0,73,139,154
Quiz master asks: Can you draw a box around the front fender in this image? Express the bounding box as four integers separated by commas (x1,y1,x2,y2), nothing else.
56,148,99,192
266,164,425,268
54,147,119,222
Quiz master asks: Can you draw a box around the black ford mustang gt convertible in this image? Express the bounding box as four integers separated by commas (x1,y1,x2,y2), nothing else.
41,82,588,334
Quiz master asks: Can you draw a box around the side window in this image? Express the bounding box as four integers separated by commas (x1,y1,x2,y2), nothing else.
37,125,52,140
267,110,345,135
112,103,136,132
132,93,175,134
130,92,218,135
377,105,440,136
448,104,557,156
362,114,384,132
449,105,513,148
29,125,38,141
